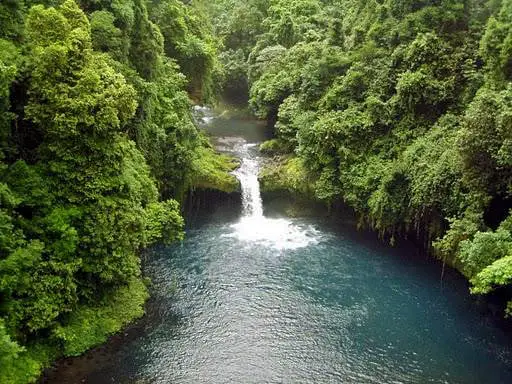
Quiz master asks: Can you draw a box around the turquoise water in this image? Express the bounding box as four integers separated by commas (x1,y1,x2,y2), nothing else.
49,216,512,383
46,110,512,383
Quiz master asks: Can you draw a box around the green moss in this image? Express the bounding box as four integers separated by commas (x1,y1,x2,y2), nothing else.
0,277,149,384
259,139,291,155
52,277,149,357
190,145,240,193
259,156,314,197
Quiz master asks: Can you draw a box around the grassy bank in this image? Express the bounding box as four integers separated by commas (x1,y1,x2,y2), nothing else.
3,278,148,384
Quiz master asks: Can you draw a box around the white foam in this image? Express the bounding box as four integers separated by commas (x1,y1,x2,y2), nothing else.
227,216,320,250
193,105,215,126
193,105,211,113
226,141,321,250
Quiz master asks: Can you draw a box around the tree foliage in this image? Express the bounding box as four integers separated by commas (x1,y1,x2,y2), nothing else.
2,0,512,380
0,0,227,382
210,0,512,313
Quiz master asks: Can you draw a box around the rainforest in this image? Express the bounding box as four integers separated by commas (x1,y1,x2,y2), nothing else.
1,0,512,383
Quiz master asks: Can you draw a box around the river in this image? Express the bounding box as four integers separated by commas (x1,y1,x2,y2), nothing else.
45,107,512,383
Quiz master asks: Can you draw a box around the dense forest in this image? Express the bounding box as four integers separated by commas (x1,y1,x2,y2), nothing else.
0,0,240,382
1,0,512,382
208,0,512,317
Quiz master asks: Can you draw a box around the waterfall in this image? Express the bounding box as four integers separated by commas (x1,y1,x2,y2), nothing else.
228,142,319,250
191,105,319,250
232,144,263,218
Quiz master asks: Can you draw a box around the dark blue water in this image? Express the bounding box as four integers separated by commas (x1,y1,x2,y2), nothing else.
46,109,512,383
51,216,512,383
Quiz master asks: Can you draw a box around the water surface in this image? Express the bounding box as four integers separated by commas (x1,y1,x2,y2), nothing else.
46,107,512,383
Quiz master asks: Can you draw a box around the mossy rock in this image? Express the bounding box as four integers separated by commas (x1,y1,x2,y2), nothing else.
259,155,314,198
190,146,240,193
259,139,292,155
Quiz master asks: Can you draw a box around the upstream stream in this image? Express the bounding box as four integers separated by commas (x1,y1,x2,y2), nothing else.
46,107,512,383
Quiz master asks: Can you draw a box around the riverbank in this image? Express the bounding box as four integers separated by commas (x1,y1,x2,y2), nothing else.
258,148,512,319
12,278,148,384
40,283,154,384
23,109,239,384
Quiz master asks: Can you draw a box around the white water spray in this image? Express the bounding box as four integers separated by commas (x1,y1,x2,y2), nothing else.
232,144,264,218
193,105,215,125
229,141,320,250
192,105,321,250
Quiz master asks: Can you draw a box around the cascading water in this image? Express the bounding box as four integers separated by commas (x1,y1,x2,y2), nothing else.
232,143,264,217
226,138,319,250
192,105,215,125
192,105,320,250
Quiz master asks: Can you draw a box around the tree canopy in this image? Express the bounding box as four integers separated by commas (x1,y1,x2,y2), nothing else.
2,0,512,381
207,0,512,316
0,0,231,382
